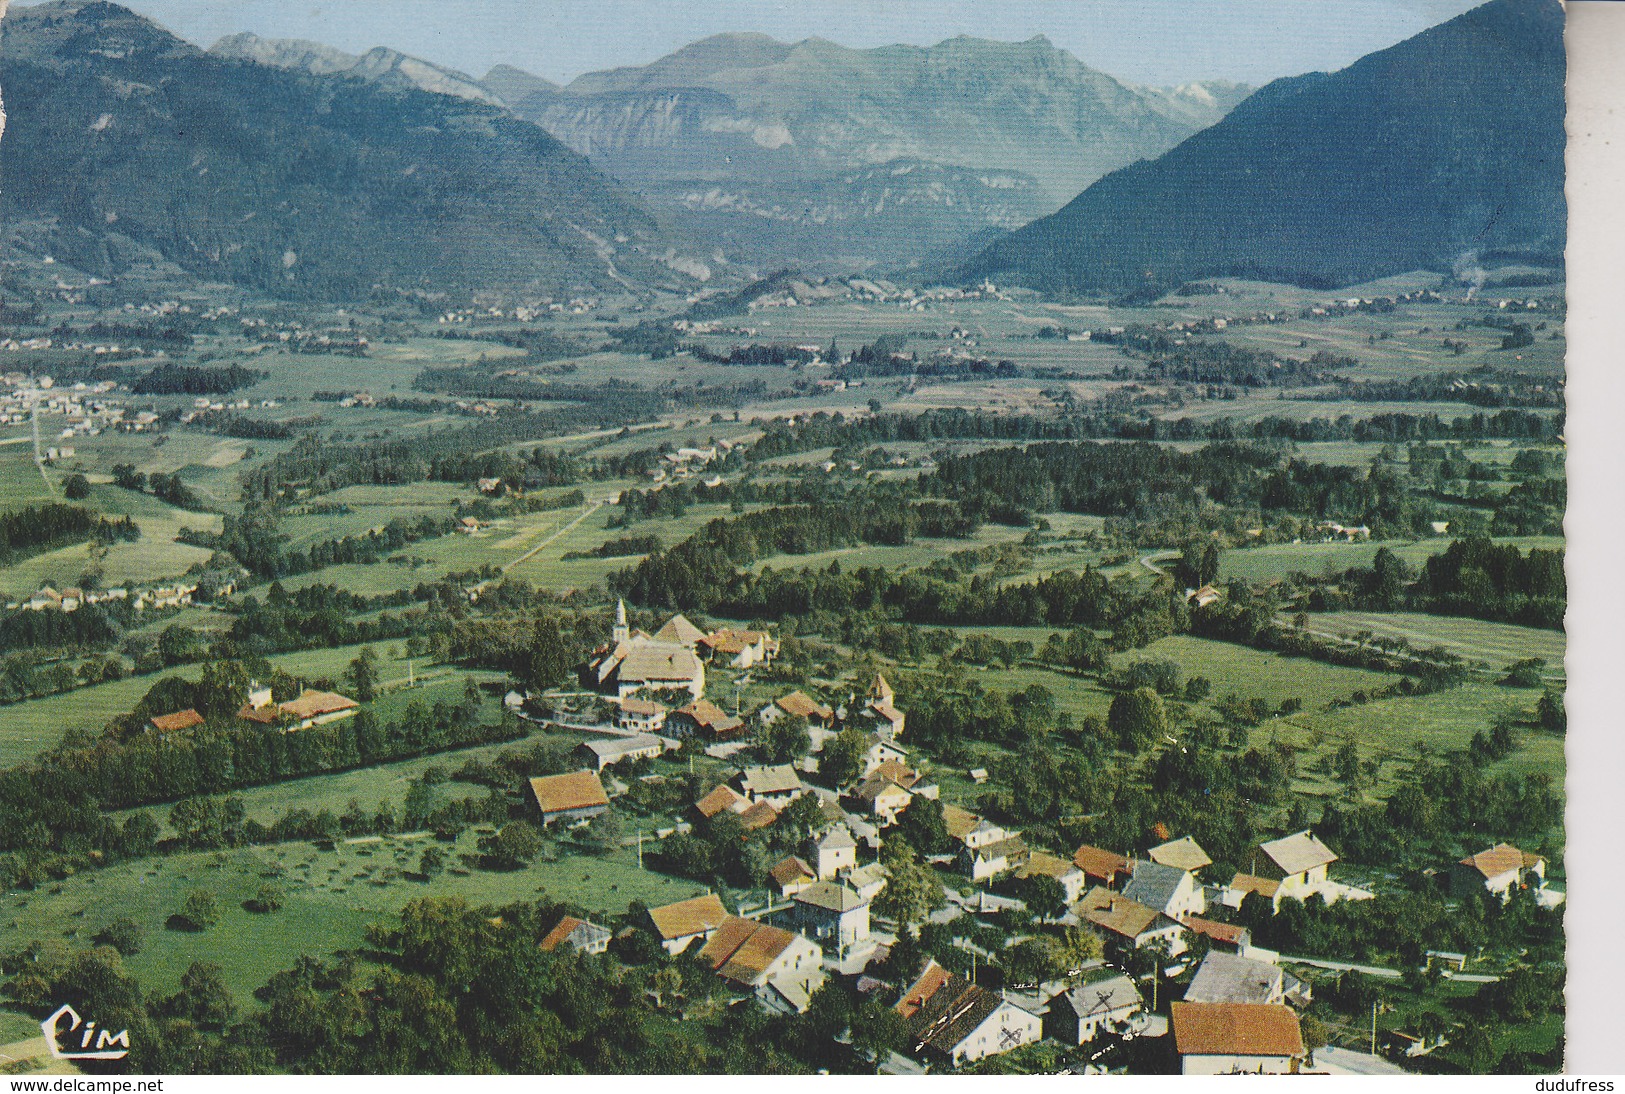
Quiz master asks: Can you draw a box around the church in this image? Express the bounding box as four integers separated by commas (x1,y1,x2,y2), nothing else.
582,600,707,699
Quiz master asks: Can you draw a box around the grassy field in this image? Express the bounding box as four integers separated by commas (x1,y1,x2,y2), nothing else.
0,639,484,769
1219,536,1564,584
0,829,706,1008
1301,611,1565,674
1270,681,1565,800
0,674,159,769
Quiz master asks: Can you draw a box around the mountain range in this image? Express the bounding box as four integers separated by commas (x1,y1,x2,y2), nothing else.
0,1,711,300
960,0,1566,295
474,33,1251,269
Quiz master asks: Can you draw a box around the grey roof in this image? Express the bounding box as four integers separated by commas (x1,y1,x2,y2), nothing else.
578,734,664,759
817,824,857,851
1121,859,1191,914
611,642,704,684
795,881,869,913
1057,974,1142,1019
1183,952,1286,1006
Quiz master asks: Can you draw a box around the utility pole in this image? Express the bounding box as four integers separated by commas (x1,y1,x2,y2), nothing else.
407,660,414,688
637,828,643,869
1370,1001,1378,1056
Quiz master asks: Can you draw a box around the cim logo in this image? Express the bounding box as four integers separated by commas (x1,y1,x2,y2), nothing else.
41,1004,130,1060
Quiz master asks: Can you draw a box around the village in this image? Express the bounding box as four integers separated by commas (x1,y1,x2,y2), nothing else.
364,601,1562,1076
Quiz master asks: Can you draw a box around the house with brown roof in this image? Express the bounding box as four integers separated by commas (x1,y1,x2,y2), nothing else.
616,697,668,733
847,773,915,825
646,893,731,955
1170,1001,1306,1075
528,771,610,826
702,910,825,1001
692,783,749,822
1076,886,1189,958
1073,844,1131,889
759,690,834,729
668,698,744,741
697,915,822,1007
699,627,778,670
943,805,1011,852
1014,850,1088,903
1224,873,1284,913
769,855,816,899
1180,916,1252,953
870,759,935,797
538,915,610,955
149,708,205,734
895,960,1042,1067
277,689,360,731
1451,842,1548,901
737,799,780,832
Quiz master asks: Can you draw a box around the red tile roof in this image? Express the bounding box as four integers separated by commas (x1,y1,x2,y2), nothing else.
150,708,204,733
1181,916,1250,947
694,784,747,819
895,960,952,1019
1073,844,1130,882
1171,1002,1305,1058
539,915,587,952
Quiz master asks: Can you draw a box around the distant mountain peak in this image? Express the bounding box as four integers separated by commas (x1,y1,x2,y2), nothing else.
961,0,1564,294
3,0,704,298
208,29,504,105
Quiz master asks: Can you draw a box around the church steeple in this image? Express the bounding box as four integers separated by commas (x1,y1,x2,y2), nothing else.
612,598,629,644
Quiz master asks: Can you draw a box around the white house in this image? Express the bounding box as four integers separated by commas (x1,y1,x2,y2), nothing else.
812,824,859,879
735,764,805,807
646,893,731,955
1122,859,1207,919
1076,887,1189,958
538,915,611,955
574,734,667,772
793,881,870,948
698,916,823,1010
961,835,1028,882
1249,830,1339,903
896,962,1043,1067
1014,850,1088,903
1451,843,1548,901
1046,971,1142,1044
616,697,668,733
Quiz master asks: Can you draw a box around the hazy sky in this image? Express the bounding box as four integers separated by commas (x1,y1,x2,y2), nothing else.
89,0,1486,88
